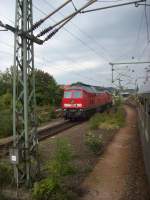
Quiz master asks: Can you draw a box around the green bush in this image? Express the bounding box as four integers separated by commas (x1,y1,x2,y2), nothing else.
85,131,103,154
37,106,56,125
32,177,60,200
0,109,12,138
89,113,105,130
0,162,12,189
114,95,122,108
89,106,125,131
0,193,9,200
0,92,12,109
47,139,75,177
32,139,76,200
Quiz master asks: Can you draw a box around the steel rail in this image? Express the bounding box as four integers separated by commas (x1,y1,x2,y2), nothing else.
0,120,80,157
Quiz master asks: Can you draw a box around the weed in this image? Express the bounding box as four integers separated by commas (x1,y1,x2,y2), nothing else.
85,131,103,155
32,139,76,200
89,106,125,131
0,161,12,189
0,109,12,138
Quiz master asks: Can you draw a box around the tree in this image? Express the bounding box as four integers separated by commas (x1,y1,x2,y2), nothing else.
0,68,12,96
35,69,62,106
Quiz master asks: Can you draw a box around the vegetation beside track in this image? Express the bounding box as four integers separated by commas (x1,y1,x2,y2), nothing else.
85,102,125,155
0,68,63,138
32,139,77,200
0,160,13,200
1,104,124,199
89,106,125,130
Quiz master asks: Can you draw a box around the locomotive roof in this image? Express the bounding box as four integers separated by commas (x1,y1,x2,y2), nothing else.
65,85,108,94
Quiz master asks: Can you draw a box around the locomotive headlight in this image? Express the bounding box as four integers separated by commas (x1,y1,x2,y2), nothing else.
76,104,82,107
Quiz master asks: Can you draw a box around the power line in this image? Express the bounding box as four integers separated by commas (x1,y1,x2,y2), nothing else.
71,0,78,11
30,0,72,32
81,0,146,13
144,1,150,42
42,0,111,60
138,42,150,60
0,39,103,78
37,57,103,85
0,42,105,85
33,4,109,62
97,0,128,2
33,0,98,43
134,8,145,56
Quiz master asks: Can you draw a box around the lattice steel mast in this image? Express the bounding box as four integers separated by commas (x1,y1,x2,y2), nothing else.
12,0,39,187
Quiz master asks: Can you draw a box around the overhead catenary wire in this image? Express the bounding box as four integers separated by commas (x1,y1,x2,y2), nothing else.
144,1,150,42
33,4,110,62
29,0,72,32
81,0,146,13
138,42,150,60
37,57,104,85
0,41,105,85
97,0,127,2
1,1,149,87
42,0,111,60
36,0,97,41
71,0,78,11
115,7,145,60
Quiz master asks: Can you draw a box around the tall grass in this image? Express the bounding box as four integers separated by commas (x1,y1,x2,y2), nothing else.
0,109,12,138
32,139,76,200
89,106,125,130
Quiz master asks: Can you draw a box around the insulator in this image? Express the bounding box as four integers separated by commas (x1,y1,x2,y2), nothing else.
44,29,58,42
31,20,44,32
0,20,5,28
36,26,53,37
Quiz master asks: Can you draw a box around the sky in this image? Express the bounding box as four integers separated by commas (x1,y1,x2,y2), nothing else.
0,0,150,89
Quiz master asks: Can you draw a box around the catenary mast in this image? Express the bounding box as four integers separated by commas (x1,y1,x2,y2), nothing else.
11,0,39,187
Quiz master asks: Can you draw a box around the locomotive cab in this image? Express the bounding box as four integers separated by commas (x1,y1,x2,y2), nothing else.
62,85,113,120
62,89,84,119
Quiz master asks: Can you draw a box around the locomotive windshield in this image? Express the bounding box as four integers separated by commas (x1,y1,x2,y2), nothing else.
73,91,82,98
64,90,82,98
64,91,72,98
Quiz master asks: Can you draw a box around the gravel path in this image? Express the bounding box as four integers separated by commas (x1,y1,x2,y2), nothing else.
79,105,150,200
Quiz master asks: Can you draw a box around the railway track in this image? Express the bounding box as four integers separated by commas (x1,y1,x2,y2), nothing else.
0,120,80,157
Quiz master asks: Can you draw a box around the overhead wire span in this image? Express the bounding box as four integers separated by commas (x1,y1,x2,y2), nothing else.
138,42,150,60
71,0,78,11
36,0,97,41
42,0,111,60
28,0,72,33
97,0,128,2
81,0,146,13
33,4,110,62
43,15,74,42
0,40,105,85
144,1,150,42
39,57,103,85
116,8,145,60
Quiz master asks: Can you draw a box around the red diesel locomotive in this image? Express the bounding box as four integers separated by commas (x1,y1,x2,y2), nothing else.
62,84,112,120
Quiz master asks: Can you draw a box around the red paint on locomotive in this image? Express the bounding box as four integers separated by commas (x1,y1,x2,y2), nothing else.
62,85,112,120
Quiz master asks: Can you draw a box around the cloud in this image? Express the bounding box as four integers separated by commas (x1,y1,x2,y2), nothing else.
0,0,149,88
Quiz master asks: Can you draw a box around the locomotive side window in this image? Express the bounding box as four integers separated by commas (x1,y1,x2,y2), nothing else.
73,91,82,98
64,91,72,98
